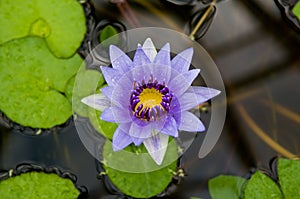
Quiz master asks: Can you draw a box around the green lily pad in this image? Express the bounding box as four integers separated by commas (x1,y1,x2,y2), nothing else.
0,0,86,58
0,77,72,128
66,67,105,117
100,25,120,48
244,171,283,199
87,85,117,140
88,106,117,140
293,2,300,19
66,68,117,137
0,172,80,199
278,158,300,199
103,140,178,198
208,175,246,199
0,37,82,128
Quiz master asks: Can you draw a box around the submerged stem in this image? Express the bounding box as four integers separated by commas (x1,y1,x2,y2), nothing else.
189,0,217,40
261,100,300,125
237,104,297,159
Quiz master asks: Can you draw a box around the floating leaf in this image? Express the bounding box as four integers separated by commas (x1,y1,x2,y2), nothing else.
0,0,86,58
208,175,246,199
99,25,119,48
103,140,178,198
277,158,300,198
244,171,283,199
0,172,80,199
208,158,300,199
88,106,117,140
292,2,300,19
0,37,82,128
66,68,117,137
66,67,105,117
0,77,72,129
87,85,117,140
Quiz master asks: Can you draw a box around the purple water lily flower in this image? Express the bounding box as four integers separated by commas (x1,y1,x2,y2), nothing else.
82,38,220,165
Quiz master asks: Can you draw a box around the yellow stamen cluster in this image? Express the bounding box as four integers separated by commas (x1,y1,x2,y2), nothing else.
135,88,163,114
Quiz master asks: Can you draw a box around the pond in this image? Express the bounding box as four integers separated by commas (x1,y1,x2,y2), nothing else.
0,0,300,198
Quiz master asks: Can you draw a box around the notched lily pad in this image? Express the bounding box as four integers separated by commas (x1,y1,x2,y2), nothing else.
244,171,283,199
208,175,246,199
0,0,86,58
277,158,300,198
0,172,80,199
0,37,82,128
103,140,178,198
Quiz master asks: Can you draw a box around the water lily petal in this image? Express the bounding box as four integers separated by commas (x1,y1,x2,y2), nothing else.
117,122,132,134
193,86,221,99
171,47,193,74
111,73,132,108
100,86,113,100
178,111,205,132
131,137,144,146
112,124,132,151
101,106,132,123
133,45,151,67
110,45,133,73
153,63,172,85
169,97,182,125
131,63,154,84
142,38,157,62
81,93,109,111
100,107,115,122
168,69,200,97
160,116,178,137
129,122,153,145
143,132,169,165
178,86,221,112
153,43,170,67
128,117,165,146
151,115,167,132
100,66,122,87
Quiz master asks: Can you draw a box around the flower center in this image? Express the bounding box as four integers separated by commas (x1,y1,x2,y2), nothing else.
130,81,173,121
138,88,163,109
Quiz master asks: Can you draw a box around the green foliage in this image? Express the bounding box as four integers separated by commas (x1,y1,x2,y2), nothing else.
209,158,300,199
0,172,80,199
0,37,82,128
209,175,246,199
99,25,119,48
277,158,300,199
244,171,282,199
0,0,86,58
292,2,300,19
88,106,117,140
66,67,104,117
103,140,178,198
66,68,117,138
